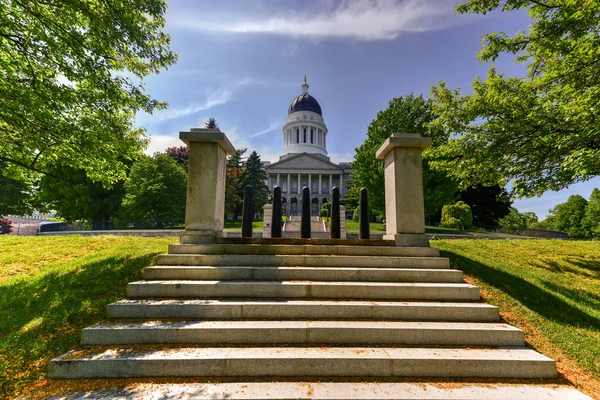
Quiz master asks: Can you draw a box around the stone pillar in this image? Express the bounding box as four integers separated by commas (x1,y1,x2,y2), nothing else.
339,174,343,194
319,174,322,194
329,175,332,195
308,174,312,191
287,174,291,195
376,134,432,247
263,204,272,239
179,128,235,244
340,205,347,240
297,173,301,193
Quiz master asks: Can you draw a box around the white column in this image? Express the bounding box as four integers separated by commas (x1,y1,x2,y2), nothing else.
329,174,333,195
277,173,280,187
268,175,272,190
287,174,291,195
297,173,301,192
308,174,312,194
339,174,343,194
319,174,322,194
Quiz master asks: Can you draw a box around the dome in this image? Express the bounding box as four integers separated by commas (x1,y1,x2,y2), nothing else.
288,93,322,116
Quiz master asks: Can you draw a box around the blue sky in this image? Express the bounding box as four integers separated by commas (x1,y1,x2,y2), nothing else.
136,0,600,219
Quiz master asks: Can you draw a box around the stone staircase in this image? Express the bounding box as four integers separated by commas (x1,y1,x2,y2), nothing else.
49,239,557,383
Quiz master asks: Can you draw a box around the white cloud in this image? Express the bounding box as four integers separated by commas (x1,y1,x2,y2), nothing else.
172,0,460,41
244,121,281,139
137,79,252,124
144,134,183,155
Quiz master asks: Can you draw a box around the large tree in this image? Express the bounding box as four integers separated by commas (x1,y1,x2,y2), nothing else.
459,184,512,227
225,149,246,219
430,0,600,197
0,0,176,185
351,94,457,220
120,154,186,227
0,161,35,217
240,150,270,215
582,188,600,238
547,194,589,238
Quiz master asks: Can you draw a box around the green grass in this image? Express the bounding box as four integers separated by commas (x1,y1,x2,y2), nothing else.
345,221,386,232
224,220,264,230
0,235,178,398
431,239,600,397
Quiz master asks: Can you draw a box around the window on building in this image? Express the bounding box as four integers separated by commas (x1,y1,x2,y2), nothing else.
321,181,328,194
282,181,287,193
310,129,314,143
296,129,299,143
311,181,318,193
291,181,298,194
303,128,307,143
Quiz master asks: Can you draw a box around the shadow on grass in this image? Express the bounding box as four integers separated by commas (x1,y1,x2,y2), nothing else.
0,253,159,398
439,250,600,331
530,258,600,280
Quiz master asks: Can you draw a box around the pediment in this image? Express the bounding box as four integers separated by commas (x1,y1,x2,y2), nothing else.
265,153,343,173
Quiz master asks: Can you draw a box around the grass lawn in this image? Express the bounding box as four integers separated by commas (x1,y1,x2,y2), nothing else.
431,239,600,398
0,235,178,398
1,236,598,398
345,221,386,232
224,220,264,230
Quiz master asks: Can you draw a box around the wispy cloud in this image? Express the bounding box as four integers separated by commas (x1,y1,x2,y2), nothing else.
244,121,281,139
137,79,252,124
172,0,460,41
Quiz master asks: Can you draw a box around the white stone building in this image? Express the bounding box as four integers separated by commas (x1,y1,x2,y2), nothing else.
264,77,353,216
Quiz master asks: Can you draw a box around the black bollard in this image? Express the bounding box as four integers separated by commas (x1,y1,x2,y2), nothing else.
241,185,253,238
359,187,370,240
271,186,282,238
331,187,340,239
301,186,311,239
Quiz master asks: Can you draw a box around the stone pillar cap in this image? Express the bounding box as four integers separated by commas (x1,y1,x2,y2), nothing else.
375,133,432,160
179,128,236,155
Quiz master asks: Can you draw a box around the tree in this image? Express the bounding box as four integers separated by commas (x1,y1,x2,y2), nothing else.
583,188,600,238
165,146,189,171
350,94,457,220
240,150,270,215
0,161,36,217
205,118,219,129
430,1,600,197
547,195,589,238
0,1,176,185
120,154,186,227
441,201,473,230
459,184,512,228
38,167,126,229
225,149,246,219
499,208,539,229
0,217,13,235
320,202,331,220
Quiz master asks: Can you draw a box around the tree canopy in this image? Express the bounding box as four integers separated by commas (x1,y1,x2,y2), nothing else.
240,150,270,214
0,0,176,185
350,94,457,220
430,0,600,197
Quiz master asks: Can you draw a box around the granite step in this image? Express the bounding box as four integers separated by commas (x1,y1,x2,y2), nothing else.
81,320,524,346
48,347,558,379
168,244,440,257
127,281,480,301
142,266,463,282
155,254,450,269
107,299,499,321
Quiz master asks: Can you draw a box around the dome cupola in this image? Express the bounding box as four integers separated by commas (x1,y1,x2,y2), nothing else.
281,76,329,157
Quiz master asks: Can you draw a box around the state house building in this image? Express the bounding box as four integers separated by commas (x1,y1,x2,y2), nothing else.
263,77,353,216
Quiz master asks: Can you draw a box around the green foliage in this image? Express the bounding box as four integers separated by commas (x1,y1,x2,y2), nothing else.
165,146,189,171
0,161,36,217
38,167,126,229
546,194,589,238
583,188,600,238
225,149,246,218
0,0,176,185
121,154,186,226
352,205,378,223
459,184,512,227
499,208,539,229
352,205,360,223
440,201,473,230
240,151,269,215
430,1,600,196
319,202,331,219
350,94,457,219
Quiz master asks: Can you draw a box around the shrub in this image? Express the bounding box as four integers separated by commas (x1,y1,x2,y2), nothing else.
0,217,13,234
319,202,331,219
441,201,473,230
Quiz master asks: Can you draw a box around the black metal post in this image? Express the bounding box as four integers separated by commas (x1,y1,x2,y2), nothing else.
301,186,311,238
271,186,282,238
241,185,253,238
331,186,340,239
359,187,370,240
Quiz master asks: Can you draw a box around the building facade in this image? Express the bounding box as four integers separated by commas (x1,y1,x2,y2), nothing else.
264,77,353,216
